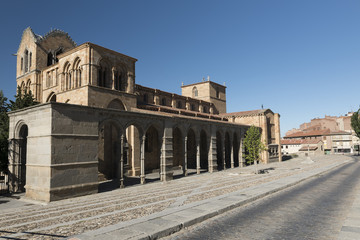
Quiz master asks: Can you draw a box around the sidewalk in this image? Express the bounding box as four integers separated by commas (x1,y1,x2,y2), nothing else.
0,155,354,240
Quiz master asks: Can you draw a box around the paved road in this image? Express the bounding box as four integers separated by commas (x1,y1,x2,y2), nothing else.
163,156,360,240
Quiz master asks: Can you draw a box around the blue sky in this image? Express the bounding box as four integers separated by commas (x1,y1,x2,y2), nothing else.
0,0,359,136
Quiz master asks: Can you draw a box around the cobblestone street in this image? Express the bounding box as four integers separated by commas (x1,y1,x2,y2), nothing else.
0,155,352,239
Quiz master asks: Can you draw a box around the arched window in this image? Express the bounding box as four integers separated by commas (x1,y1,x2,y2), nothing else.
26,80,31,93
98,60,111,88
64,62,71,90
73,58,81,88
192,87,198,97
191,104,195,111
216,88,220,98
203,106,207,113
21,58,23,71
24,50,28,72
29,52,32,68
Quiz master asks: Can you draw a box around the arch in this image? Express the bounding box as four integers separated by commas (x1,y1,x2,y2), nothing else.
123,123,142,184
73,57,82,88
46,92,56,102
98,59,112,88
216,131,223,171
26,79,31,92
144,125,161,176
107,98,126,111
13,123,28,192
98,120,122,189
192,87,198,97
24,50,29,72
200,129,208,170
173,127,183,169
186,128,197,171
177,101,182,109
233,132,239,167
143,94,148,104
63,62,71,90
114,63,128,91
20,81,26,94
161,98,166,106
225,131,231,168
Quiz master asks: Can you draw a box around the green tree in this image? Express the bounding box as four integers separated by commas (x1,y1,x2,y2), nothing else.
0,90,9,173
351,109,360,155
0,88,38,174
243,125,267,174
9,87,38,111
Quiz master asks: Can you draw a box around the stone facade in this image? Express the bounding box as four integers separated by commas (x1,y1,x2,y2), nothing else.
8,28,281,202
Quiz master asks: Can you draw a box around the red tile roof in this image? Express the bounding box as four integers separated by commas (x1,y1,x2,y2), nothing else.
221,109,272,117
284,129,330,138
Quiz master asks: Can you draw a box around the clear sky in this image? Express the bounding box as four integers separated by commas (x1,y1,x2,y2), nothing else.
0,0,359,136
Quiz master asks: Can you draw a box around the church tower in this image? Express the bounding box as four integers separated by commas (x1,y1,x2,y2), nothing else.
181,77,227,114
16,27,76,102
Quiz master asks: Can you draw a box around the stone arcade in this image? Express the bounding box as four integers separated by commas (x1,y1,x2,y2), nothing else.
8,28,281,202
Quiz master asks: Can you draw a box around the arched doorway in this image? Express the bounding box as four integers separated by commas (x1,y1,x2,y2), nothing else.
18,125,28,192
200,130,208,171
216,131,223,171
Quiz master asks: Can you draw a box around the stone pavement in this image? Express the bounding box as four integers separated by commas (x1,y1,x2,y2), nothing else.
0,155,356,240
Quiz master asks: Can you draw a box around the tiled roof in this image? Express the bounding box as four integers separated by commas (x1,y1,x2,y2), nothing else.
281,139,322,145
299,146,318,151
221,109,272,117
284,129,330,138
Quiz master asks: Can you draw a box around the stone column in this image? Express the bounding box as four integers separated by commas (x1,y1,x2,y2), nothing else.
120,135,124,188
274,113,282,162
111,67,116,90
208,128,218,173
140,135,146,184
231,139,234,168
127,72,135,93
239,130,245,167
184,136,188,176
223,137,226,170
196,137,200,174
161,126,174,182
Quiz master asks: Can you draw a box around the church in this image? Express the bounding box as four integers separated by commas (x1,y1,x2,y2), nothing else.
8,27,281,202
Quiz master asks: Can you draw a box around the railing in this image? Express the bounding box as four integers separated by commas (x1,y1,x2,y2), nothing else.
0,172,9,195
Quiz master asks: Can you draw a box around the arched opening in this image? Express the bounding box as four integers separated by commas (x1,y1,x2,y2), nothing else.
225,132,231,168
186,129,197,172
177,101,182,109
98,121,121,191
107,99,125,110
124,124,142,185
144,126,161,181
46,92,56,102
216,131,223,171
18,124,28,192
98,60,111,88
73,58,82,88
161,98,166,106
233,132,239,167
173,127,183,174
200,130,208,171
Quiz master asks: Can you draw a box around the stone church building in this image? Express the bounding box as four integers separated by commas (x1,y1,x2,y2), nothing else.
8,28,281,202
